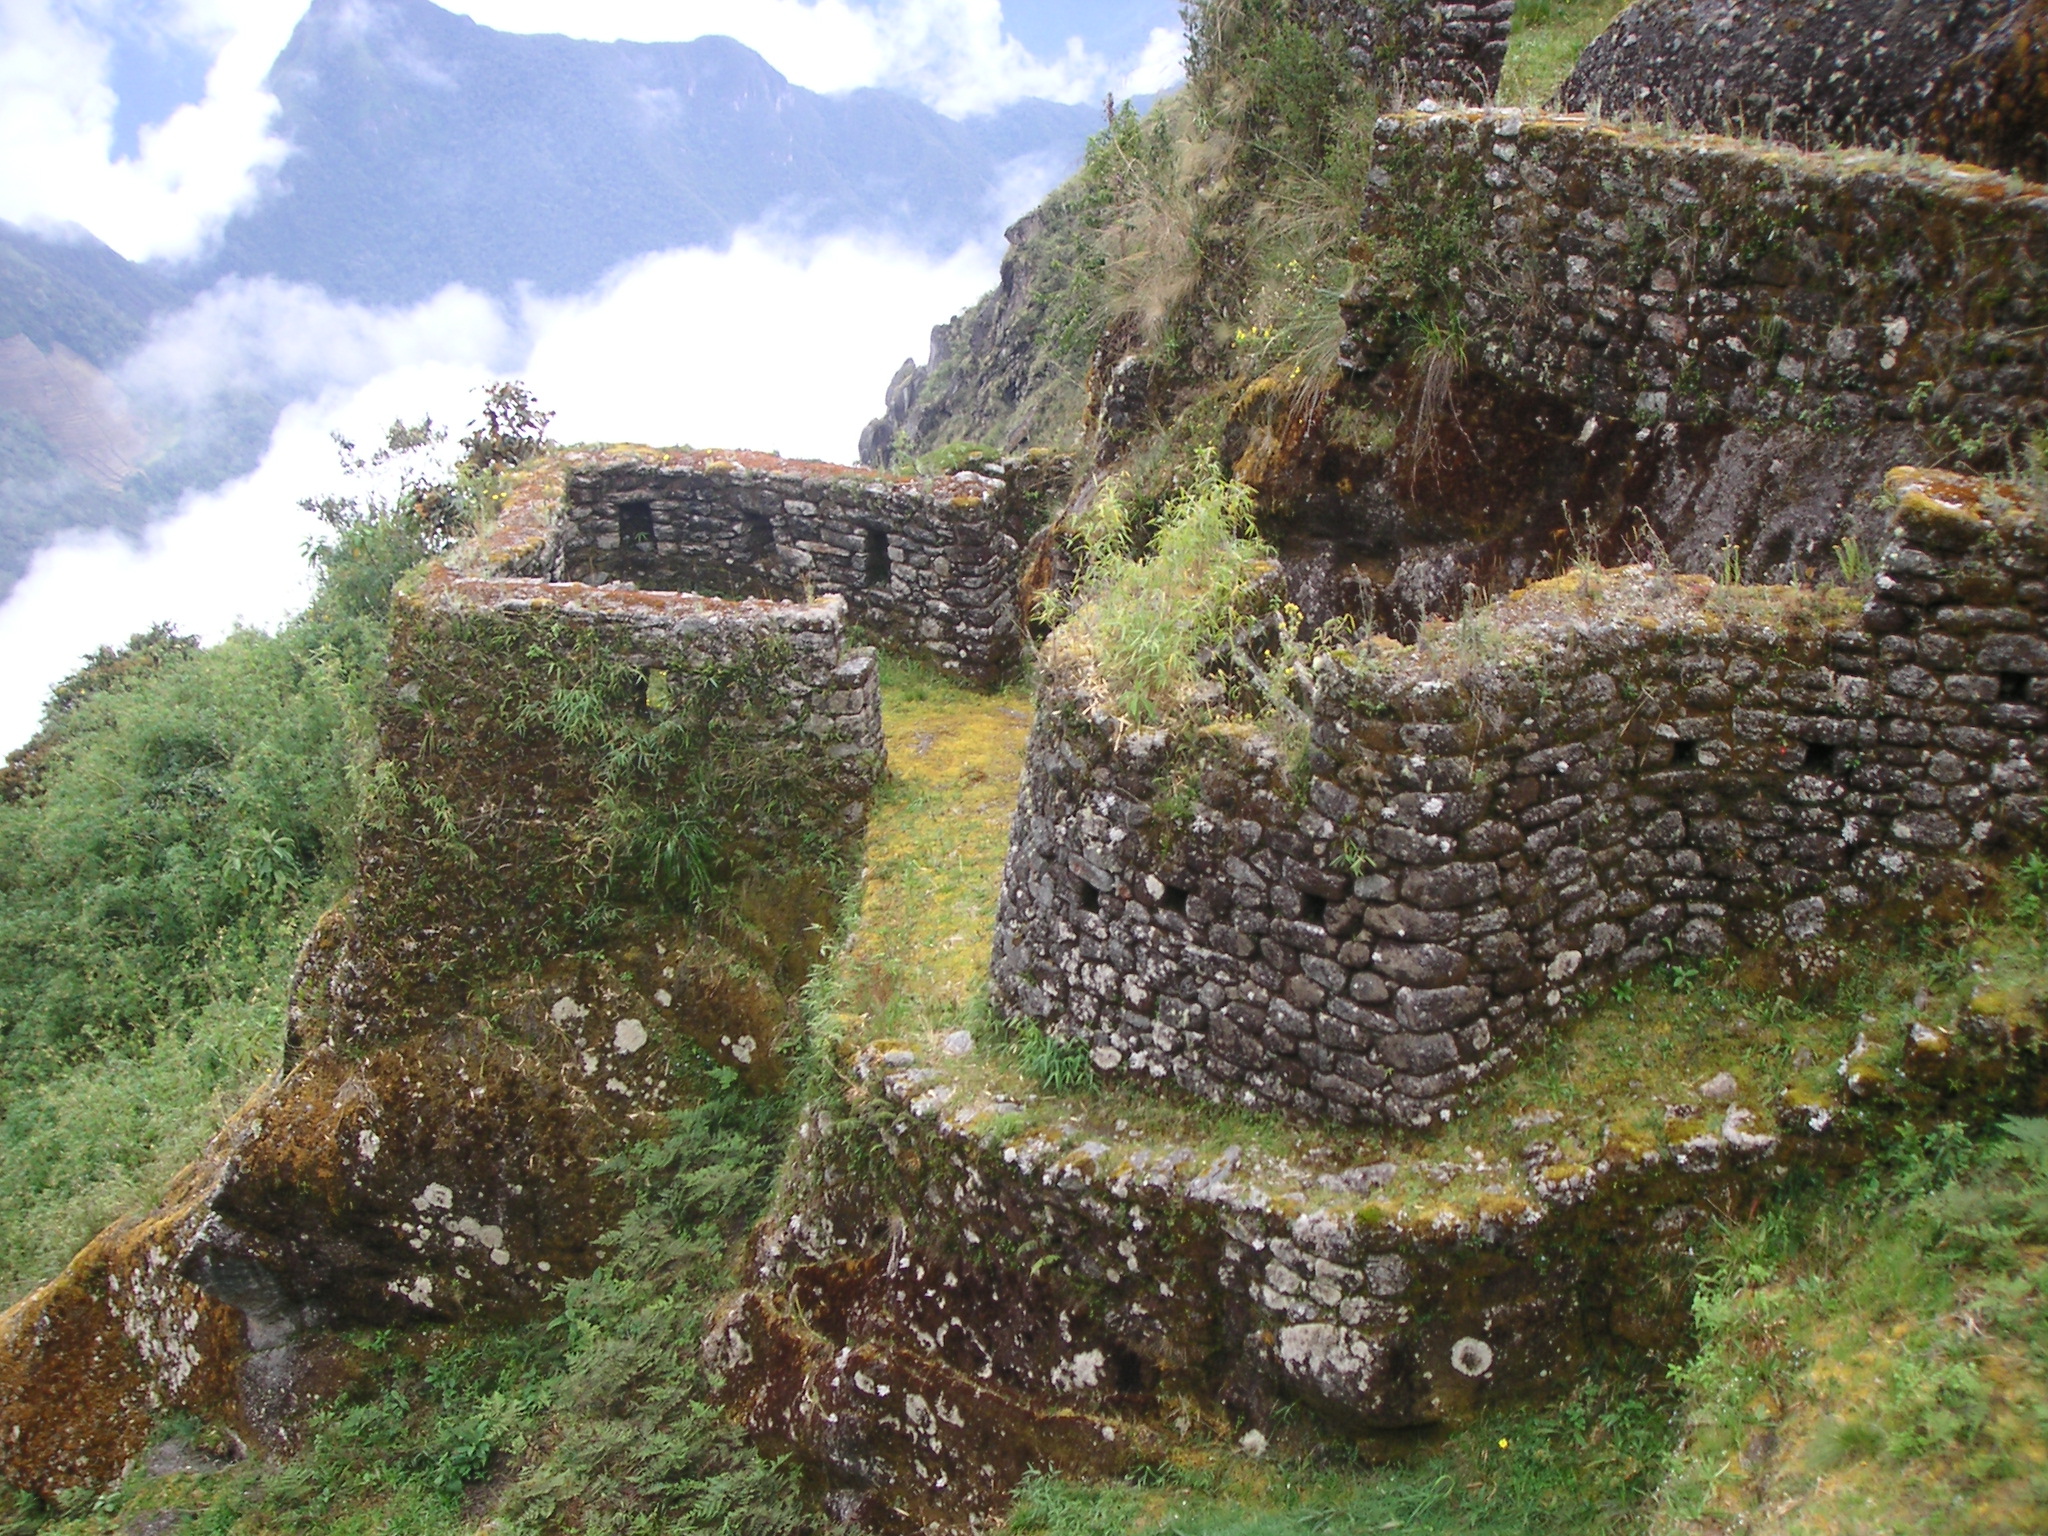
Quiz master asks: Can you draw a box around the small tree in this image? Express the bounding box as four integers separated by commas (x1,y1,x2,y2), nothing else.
460,380,554,472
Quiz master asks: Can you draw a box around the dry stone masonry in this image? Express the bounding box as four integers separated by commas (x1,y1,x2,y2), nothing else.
0,564,884,1497
489,447,1055,687
1561,0,2048,183
1345,109,2048,443
992,468,2048,1128
1299,0,1513,103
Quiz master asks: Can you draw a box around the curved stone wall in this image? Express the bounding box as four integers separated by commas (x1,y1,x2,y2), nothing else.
991,469,2048,1127
1347,111,2048,441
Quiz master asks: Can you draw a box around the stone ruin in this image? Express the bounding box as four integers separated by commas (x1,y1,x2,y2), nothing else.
992,467,2048,1128
1287,107,2048,627
483,446,1065,688
1561,0,2048,183
0,541,884,1496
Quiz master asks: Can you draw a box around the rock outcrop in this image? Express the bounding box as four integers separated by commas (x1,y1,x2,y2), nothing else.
859,205,1098,470
0,566,883,1497
1560,0,2048,180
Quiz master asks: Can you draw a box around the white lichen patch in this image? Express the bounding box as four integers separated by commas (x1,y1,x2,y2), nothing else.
1450,1336,1495,1377
412,1183,454,1213
613,1018,648,1054
1050,1350,1106,1392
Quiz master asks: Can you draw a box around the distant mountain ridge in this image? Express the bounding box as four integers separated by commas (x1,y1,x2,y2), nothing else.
187,0,1112,304
0,224,184,372
0,0,1132,605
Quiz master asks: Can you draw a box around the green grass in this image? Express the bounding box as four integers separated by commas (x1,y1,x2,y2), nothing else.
0,510,435,1306
1650,1118,2048,1534
1497,0,1633,108
1044,453,1278,725
1006,1376,1673,1535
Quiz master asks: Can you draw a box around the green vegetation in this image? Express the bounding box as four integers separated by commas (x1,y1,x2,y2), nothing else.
1043,454,1280,724
1007,1377,1671,1535
0,401,536,1307
1651,1118,2048,1534
0,534,416,1304
3,645,2045,1536
3,1068,804,1536
1497,0,1634,107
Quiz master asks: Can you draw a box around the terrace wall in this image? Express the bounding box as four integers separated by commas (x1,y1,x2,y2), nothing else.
991,470,2048,1127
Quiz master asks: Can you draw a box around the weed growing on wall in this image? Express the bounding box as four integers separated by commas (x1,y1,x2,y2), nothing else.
1045,452,1278,725
368,604,855,995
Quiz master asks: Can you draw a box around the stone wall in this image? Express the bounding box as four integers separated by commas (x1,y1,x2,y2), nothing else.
990,469,2048,1129
1345,110,2048,443
1301,0,1513,103
488,447,1057,687
710,977,2042,1526
0,573,883,1497
1259,108,2048,621
1560,0,2048,183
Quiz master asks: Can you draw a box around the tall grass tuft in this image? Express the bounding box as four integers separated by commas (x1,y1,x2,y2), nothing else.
1047,452,1276,726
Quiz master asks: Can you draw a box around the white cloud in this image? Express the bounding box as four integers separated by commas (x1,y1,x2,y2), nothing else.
1120,25,1187,96
521,228,998,454
447,0,1182,115
0,0,309,260
121,275,516,408
0,224,1004,748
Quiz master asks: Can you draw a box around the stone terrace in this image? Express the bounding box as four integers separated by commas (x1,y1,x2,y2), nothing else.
992,468,2048,1128
1345,110,2048,437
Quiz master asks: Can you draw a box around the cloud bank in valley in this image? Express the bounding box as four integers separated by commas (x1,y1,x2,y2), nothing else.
0,226,1007,749
0,0,310,260
0,0,1176,745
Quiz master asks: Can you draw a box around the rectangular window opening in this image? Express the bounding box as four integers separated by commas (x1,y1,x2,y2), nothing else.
1803,740,1838,775
1301,892,1329,926
619,500,656,552
862,524,892,585
1672,738,1699,767
2001,671,2033,702
1160,883,1190,915
740,511,775,562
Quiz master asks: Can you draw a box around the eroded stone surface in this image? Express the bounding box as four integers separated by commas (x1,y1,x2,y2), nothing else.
712,993,2047,1529
0,576,883,1496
